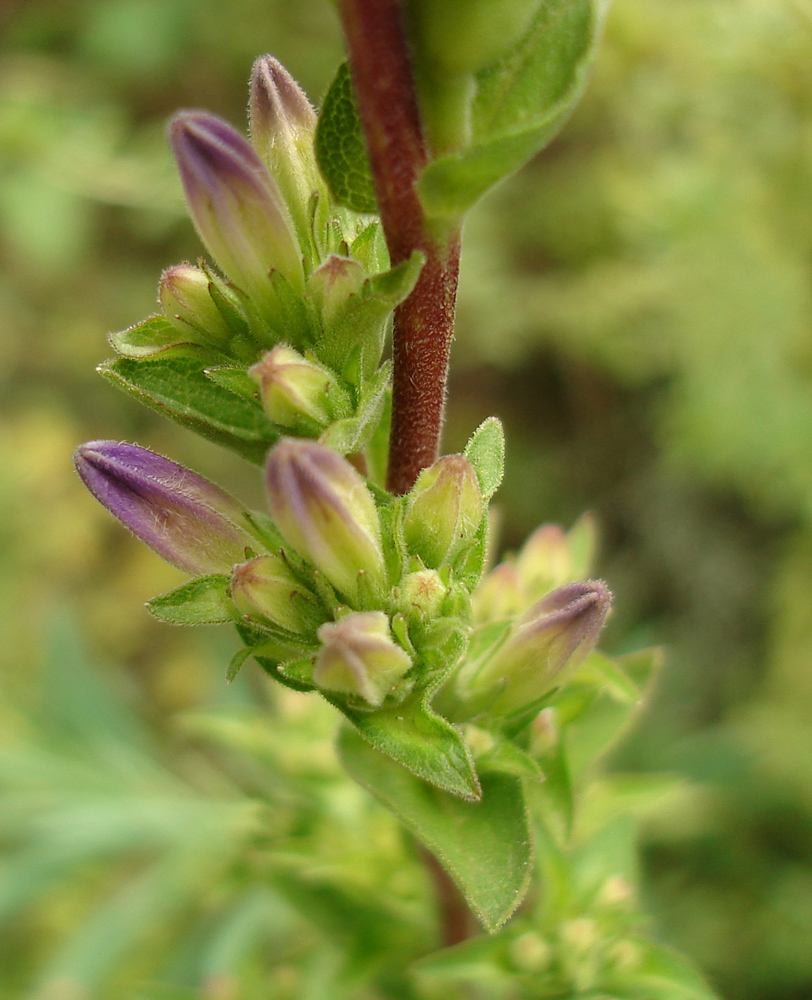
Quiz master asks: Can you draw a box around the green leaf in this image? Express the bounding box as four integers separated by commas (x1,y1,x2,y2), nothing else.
621,937,718,1000
418,0,606,218
315,62,377,214
147,575,236,626
99,346,277,464
204,366,262,402
337,691,481,801
109,314,201,359
464,416,505,501
339,726,532,931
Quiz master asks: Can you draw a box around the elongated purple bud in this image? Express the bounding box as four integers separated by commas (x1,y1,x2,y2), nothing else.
169,111,304,310
468,580,612,717
265,439,385,604
74,441,255,575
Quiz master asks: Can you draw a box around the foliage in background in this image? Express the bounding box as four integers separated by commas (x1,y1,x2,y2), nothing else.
1,0,811,998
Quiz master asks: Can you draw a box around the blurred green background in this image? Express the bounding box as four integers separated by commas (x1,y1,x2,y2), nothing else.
2,0,812,996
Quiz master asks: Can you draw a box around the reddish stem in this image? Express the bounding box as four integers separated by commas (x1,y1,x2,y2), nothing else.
339,0,461,495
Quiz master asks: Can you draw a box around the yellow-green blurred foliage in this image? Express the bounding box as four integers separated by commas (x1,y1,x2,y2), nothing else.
2,0,812,997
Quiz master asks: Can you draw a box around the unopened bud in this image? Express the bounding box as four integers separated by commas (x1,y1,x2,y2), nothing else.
248,345,350,435
314,611,411,707
403,455,483,568
516,523,572,603
397,568,447,619
265,439,386,604
509,932,552,974
306,255,366,329
249,56,328,256
470,580,612,717
169,111,303,313
231,554,324,634
471,561,523,622
159,264,230,347
74,441,254,575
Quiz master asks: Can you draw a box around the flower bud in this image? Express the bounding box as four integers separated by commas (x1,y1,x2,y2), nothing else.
403,455,483,568
169,111,304,312
248,56,329,257
471,561,523,623
74,441,254,575
264,439,386,604
397,568,447,619
306,255,366,329
516,523,573,604
159,264,231,347
313,611,411,707
248,345,350,435
230,554,323,634
469,580,612,717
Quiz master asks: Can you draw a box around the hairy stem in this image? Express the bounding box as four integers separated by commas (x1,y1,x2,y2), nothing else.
339,0,461,495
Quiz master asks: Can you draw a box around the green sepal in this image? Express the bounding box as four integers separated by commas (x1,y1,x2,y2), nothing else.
315,62,377,214
319,363,391,455
109,314,209,359
315,252,424,381
417,0,606,219
452,513,490,593
350,220,388,273
335,687,481,801
264,270,313,350
204,366,262,403
226,645,253,682
475,738,544,781
464,416,505,502
147,574,236,626
339,725,533,931
98,346,278,464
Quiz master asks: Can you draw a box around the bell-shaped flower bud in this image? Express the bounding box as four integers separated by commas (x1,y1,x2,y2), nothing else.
74,441,254,575
169,111,304,313
249,56,329,257
248,344,350,435
471,561,523,623
306,255,366,329
397,568,447,619
469,580,612,717
403,455,483,568
265,439,386,604
516,523,573,604
313,611,411,707
159,264,231,347
231,553,324,634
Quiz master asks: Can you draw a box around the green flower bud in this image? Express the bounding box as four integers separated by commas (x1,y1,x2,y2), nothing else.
249,345,350,435
397,568,448,619
230,553,324,634
265,439,386,604
472,561,523,623
403,455,483,568
159,264,230,347
516,523,573,603
468,581,612,717
509,932,552,975
314,611,411,707
249,56,330,259
306,255,366,329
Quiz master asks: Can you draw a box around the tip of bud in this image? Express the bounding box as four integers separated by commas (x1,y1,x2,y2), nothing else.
249,55,316,135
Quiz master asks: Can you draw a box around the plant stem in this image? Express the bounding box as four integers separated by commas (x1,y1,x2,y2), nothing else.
339,0,462,495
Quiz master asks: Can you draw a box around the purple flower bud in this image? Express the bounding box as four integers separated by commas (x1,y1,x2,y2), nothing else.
248,344,350,435
159,264,230,347
403,454,483,568
74,441,255,575
169,111,304,311
249,56,328,256
468,580,612,717
516,524,573,603
265,439,385,603
314,611,411,707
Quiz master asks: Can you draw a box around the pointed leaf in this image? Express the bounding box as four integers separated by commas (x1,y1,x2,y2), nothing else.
109,314,201,358
147,575,237,626
315,62,377,214
339,726,533,931
336,690,480,801
99,346,278,464
464,416,505,502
